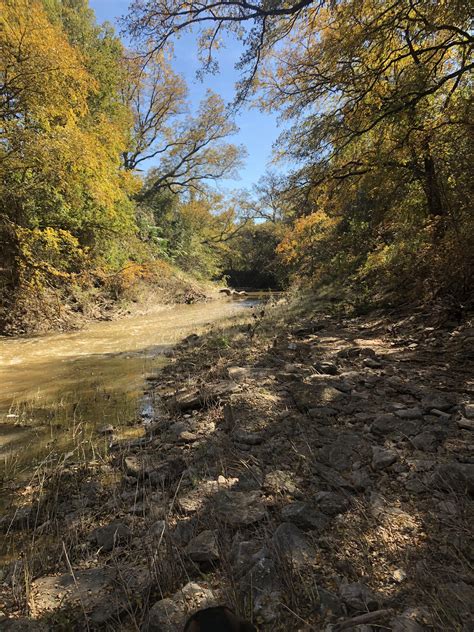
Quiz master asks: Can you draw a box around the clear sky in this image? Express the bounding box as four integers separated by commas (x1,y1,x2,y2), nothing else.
89,0,283,192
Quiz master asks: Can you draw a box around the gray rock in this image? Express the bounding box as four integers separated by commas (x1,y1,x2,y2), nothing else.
185,530,219,563
339,582,380,612
372,446,397,470
314,491,349,516
317,587,343,617
230,538,263,578
457,417,474,431
214,490,266,526
371,414,421,437
281,501,330,532
422,393,455,413
272,522,315,570
463,403,474,419
264,470,300,494
429,463,474,494
90,520,131,552
29,567,115,621
351,468,373,491
411,432,438,452
318,433,368,471
395,407,423,419
240,555,281,623
233,429,264,445
145,582,216,632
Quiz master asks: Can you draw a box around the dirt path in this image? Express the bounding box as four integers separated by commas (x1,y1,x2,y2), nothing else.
1,300,473,631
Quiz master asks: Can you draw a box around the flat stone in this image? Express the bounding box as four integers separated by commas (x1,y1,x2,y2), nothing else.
319,433,369,471
372,446,397,470
240,555,281,623
429,463,474,494
317,587,343,617
230,538,263,578
272,523,315,570
291,383,346,413
264,470,300,495
213,490,266,526
339,582,380,612
371,414,421,437
185,530,219,563
351,468,373,491
89,520,131,552
146,582,216,632
314,491,349,516
457,417,474,431
395,407,423,419
281,501,330,532
177,481,220,514
28,567,152,625
411,432,438,452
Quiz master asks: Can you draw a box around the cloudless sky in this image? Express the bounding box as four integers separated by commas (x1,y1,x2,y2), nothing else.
89,0,284,192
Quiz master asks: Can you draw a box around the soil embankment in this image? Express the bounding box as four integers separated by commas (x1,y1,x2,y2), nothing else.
1,298,473,630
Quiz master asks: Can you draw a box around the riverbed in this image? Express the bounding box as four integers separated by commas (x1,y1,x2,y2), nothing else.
0,295,264,492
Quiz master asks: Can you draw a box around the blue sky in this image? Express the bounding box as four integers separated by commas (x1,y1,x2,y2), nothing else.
89,0,283,191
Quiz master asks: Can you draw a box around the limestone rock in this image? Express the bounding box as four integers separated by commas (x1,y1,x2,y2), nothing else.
372,446,397,470
314,491,350,516
281,501,330,532
339,582,380,612
264,470,300,495
145,582,216,632
272,522,315,570
429,463,474,494
214,490,266,526
185,530,219,563
89,520,131,552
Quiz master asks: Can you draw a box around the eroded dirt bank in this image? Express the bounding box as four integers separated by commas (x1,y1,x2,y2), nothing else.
1,298,473,631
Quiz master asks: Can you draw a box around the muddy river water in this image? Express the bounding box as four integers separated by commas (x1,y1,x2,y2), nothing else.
0,295,264,494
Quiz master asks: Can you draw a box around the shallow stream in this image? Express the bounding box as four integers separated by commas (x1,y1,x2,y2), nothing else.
0,295,264,494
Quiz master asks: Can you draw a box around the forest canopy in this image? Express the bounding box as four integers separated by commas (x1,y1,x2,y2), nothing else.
0,0,472,333
129,0,473,306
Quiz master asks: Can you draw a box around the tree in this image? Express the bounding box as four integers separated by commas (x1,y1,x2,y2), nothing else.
138,91,246,195
0,0,136,307
126,0,318,101
126,1,472,105
121,51,187,170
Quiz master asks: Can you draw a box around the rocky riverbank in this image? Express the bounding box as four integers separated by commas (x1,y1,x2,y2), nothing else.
1,297,473,630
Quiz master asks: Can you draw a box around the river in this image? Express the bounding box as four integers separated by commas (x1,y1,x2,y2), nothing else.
0,295,264,497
